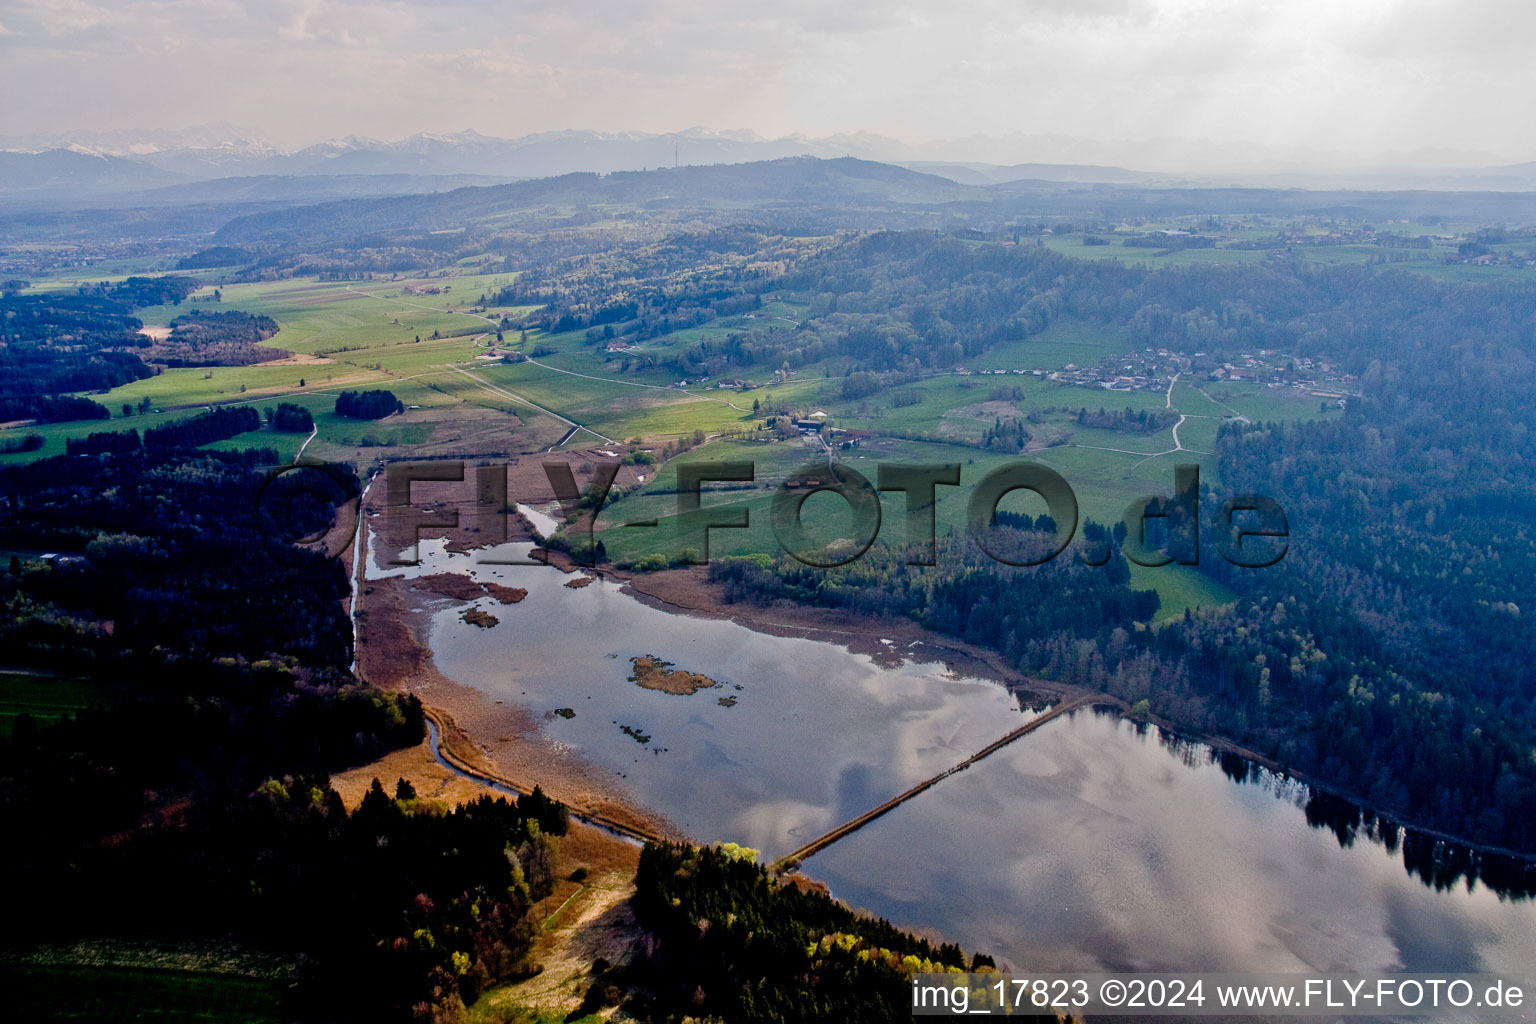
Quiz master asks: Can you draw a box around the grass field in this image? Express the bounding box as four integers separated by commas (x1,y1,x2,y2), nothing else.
591,432,1236,614
4,247,1350,470
0,671,119,738
970,316,1126,371
0,965,284,1024
1040,236,1270,269
0,271,557,462
0,270,830,461
3,253,1333,619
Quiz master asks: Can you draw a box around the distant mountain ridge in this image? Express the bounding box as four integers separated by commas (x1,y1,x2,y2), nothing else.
208,157,975,245
5,126,1536,199
0,127,917,187
0,149,192,195
208,156,1536,252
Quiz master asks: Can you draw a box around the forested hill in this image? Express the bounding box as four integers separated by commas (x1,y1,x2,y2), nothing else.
0,277,199,422
0,447,560,1019
1158,262,1536,854
210,156,1536,249
210,158,968,246
693,239,1536,858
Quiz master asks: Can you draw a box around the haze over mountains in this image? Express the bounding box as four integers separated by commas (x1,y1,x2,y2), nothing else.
5,125,1536,201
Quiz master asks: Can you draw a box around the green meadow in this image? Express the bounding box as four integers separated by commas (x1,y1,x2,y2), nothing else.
5,253,1339,618
0,964,284,1024
0,671,120,738
970,316,1125,371
592,433,1234,616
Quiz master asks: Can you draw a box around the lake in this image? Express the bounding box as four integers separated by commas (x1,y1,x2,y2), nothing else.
367,527,1536,982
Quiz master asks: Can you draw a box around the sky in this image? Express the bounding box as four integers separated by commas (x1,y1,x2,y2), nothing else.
1,0,1533,166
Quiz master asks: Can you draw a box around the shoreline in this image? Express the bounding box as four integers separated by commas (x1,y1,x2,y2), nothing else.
550,561,1536,871
354,571,686,844
351,488,686,843
354,521,1536,886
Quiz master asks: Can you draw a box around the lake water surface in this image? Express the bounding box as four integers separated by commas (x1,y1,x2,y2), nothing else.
367,527,1536,983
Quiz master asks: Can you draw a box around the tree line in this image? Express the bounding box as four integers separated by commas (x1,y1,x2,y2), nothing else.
64,405,262,456
336,388,404,419
0,444,564,1019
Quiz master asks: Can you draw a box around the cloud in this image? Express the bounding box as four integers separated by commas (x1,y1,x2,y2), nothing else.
0,0,1531,162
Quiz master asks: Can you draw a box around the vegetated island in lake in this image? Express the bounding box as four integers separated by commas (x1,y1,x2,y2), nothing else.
462,608,499,629
629,655,719,695
414,573,527,604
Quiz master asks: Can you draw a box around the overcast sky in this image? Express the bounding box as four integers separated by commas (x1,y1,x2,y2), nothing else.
1,0,1532,165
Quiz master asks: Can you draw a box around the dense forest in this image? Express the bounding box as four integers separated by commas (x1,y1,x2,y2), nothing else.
336,388,404,419
151,308,287,366
266,401,315,432
0,394,110,424
145,404,262,448
0,446,541,1020
0,276,198,421
697,238,1536,855
0,292,156,410
491,229,828,344
63,405,262,456
621,842,1044,1024
711,519,1153,660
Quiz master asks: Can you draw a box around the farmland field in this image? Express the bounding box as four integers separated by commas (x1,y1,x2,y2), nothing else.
0,964,284,1024
0,671,119,738
1,254,1339,620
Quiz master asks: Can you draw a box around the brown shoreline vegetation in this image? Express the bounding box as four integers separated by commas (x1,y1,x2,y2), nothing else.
353,571,683,843
348,497,1536,973
355,488,1346,847
413,573,527,605
460,607,499,628
620,564,1076,694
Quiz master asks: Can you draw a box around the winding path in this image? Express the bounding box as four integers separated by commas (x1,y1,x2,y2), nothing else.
1066,373,1214,465
295,423,318,459
421,711,662,846
1125,413,1211,469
